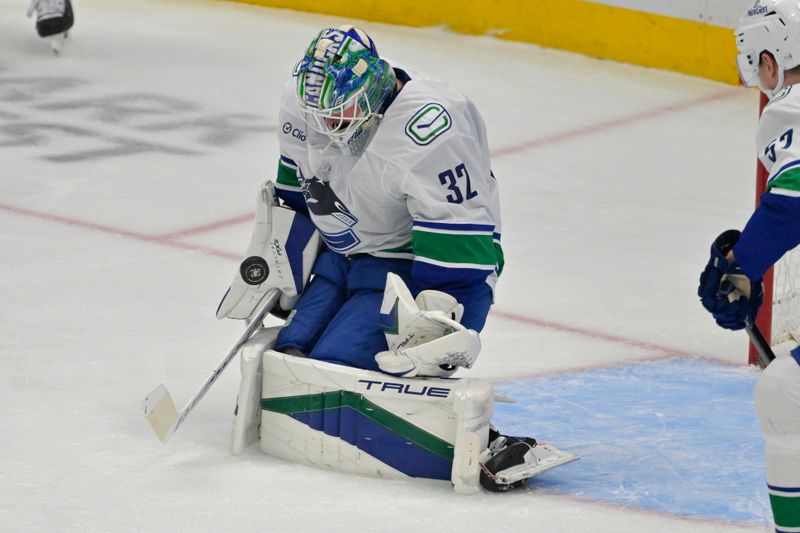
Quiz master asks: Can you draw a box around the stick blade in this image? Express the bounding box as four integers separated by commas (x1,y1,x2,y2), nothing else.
143,384,178,443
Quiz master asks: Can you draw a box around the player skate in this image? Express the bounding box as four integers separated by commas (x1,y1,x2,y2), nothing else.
479,427,579,492
27,0,74,54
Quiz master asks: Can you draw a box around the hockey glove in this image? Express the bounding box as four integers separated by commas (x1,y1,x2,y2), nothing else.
697,230,763,330
374,273,480,378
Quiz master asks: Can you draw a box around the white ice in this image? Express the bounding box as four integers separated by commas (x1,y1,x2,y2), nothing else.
0,0,770,531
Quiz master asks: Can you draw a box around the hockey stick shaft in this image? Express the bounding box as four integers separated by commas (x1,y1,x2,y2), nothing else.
144,288,280,442
717,279,775,368
745,317,776,368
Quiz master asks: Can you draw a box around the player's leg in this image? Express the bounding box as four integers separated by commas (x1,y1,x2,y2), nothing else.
307,287,387,370
275,249,349,356
754,355,800,532
308,255,413,370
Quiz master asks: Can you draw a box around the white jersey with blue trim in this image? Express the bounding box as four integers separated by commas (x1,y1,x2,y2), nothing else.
274,68,503,290
757,85,800,197
732,84,800,279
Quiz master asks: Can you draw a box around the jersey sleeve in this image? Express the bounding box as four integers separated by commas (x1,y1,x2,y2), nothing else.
275,154,308,215
734,97,800,279
734,193,800,280
273,80,308,215
403,132,503,331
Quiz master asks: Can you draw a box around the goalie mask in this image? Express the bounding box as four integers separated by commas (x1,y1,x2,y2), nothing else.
294,25,397,152
735,0,800,98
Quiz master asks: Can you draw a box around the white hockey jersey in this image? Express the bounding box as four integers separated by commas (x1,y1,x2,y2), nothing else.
757,85,800,196
733,85,800,280
274,68,503,292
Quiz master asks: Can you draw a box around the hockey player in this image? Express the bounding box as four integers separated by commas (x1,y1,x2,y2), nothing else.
218,25,576,491
27,0,74,54
698,1,800,530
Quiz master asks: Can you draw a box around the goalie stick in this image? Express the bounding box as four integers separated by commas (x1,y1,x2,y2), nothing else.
142,288,280,443
745,317,776,368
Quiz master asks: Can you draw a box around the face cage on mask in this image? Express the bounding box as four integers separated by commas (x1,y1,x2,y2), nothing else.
300,88,375,145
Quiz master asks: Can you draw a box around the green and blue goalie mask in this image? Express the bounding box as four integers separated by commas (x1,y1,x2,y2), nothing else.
294,25,396,148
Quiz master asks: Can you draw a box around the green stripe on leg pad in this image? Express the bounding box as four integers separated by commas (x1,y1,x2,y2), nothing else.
262,391,454,460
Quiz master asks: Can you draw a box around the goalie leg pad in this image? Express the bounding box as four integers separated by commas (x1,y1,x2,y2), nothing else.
230,326,280,455
452,380,493,493
259,349,493,491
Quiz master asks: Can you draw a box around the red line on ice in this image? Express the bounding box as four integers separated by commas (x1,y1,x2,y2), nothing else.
490,89,741,158
154,212,254,239
489,309,692,357
0,203,240,261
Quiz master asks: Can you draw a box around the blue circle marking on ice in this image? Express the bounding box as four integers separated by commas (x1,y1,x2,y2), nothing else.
492,358,771,525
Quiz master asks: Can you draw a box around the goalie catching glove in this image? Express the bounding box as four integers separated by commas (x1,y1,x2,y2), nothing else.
217,181,320,321
374,273,480,378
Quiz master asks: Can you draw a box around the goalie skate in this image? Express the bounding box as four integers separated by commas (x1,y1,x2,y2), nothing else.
479,436,578,492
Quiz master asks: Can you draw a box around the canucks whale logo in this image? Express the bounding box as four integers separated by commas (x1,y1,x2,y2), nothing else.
301,176,361,251
302,176,358,227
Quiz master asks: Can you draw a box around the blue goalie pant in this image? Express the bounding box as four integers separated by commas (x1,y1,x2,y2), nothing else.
275,250,412,371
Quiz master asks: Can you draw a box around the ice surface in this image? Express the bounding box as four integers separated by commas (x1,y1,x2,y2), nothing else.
0,0,772,531
494,359,769,523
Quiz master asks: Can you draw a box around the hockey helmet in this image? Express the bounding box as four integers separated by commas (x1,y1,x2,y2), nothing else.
735,0,800,96
294,25,397,147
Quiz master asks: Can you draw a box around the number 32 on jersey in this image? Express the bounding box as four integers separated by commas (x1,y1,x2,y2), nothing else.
439,163,478,204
